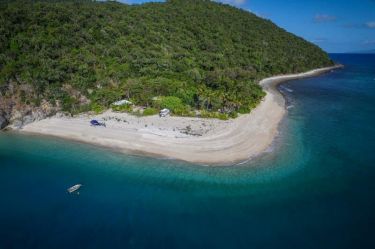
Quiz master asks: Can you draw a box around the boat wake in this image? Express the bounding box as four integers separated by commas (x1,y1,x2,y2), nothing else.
286,105,294,110
280,85,294,93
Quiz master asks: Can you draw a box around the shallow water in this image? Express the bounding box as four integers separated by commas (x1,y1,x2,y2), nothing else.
1,54,374,249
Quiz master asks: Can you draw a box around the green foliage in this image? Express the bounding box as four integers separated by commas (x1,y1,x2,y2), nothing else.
142,107,158,116
61,95,77,112
218,113,229,120
0,0,334,117
75,104,92,115
111,104,133,113
200,111,229,120
172,105,194,117
152,96,193,116
90,103,106,114
229,111,238,119
91,88,123,107
158,96,184,112
238,106,251,114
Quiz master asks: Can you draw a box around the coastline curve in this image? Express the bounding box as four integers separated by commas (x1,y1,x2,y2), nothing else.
19,65,343,166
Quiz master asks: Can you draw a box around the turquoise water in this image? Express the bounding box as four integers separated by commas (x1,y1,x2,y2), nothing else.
1,54,375,249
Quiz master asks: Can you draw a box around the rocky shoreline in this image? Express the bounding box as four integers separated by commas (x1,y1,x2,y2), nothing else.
0,105,57,131
0,82,60,130
0,114,8,130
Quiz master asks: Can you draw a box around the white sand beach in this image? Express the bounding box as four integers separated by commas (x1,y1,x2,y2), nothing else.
20,66,341,165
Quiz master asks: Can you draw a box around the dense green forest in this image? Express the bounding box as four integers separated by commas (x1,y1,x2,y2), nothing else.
0,0,333,118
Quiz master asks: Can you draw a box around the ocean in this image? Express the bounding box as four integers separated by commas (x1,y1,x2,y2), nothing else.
0,54,374,249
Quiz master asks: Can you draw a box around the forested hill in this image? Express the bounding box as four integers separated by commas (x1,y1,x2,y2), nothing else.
0,0,333,121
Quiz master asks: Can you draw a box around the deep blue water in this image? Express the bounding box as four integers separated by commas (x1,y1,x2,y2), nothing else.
1,54,375,249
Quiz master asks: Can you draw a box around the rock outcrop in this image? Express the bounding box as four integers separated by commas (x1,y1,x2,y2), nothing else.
8,105,58,129
1,91,58,130
0,115,8,130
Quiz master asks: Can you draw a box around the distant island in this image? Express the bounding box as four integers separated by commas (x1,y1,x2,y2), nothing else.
347,49,375,54
0,0,340,164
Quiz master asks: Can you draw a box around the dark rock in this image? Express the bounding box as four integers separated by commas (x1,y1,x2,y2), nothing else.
0,115,8,130
22,115,34,126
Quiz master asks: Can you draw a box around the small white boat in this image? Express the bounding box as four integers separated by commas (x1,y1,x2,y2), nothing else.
67,184,82,194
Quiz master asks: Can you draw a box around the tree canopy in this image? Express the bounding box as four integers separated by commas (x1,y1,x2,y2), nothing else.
0,0,333,117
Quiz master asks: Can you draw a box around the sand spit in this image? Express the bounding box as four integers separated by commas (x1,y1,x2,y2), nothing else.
21,65,342,165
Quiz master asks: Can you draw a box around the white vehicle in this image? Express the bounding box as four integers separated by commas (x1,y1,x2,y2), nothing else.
159,108,170,117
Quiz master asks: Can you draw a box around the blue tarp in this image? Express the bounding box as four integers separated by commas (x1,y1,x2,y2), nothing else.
90,120,100,126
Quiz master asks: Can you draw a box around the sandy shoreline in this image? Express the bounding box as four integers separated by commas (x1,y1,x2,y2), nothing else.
20,65,342,165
